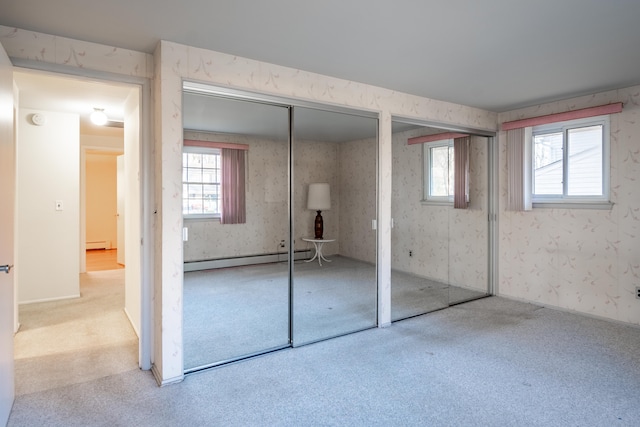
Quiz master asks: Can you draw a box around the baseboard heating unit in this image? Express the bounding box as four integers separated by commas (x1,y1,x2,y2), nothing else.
86,240,112,250
184,249,311,272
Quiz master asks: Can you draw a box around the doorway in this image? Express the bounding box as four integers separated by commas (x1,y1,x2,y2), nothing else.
12,69,143,393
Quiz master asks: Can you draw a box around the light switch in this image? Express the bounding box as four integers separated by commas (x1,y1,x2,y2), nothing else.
55,200,63,211
182,227,188,242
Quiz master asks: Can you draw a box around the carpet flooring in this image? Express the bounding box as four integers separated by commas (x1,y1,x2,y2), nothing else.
13,270,139,396
183,256,486,370
8,296,640,426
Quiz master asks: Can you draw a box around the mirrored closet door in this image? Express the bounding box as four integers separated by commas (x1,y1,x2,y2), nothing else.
182,92,291,372
292,107,378,345
390,121,491,321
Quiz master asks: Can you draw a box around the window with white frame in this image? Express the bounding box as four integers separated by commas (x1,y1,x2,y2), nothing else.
532,115,609,203
182,147,221,217
423,139,454,203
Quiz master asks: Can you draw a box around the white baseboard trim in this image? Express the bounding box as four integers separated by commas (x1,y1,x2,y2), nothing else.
184,249,311,272
19,293,81,305
151,365,184,387
123,308,140,338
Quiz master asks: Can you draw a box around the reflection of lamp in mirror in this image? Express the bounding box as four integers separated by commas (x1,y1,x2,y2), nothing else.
307,183,331,239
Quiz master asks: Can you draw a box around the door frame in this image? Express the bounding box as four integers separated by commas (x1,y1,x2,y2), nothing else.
0,40,16,427
11,58,154,370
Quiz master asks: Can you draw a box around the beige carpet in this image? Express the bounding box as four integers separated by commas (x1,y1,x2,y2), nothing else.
14,269,139,396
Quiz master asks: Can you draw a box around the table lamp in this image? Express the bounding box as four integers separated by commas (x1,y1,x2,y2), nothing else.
307,183,331,239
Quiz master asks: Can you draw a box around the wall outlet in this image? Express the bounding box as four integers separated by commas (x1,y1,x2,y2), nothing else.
636,287,640,299
409,250,413,257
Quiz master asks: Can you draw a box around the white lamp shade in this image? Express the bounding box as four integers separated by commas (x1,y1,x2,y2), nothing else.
307,183,331,211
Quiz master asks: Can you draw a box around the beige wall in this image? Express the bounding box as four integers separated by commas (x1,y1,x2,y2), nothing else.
498,86,640,325
85,153,118,248
16,108,80,303
338,137,377,264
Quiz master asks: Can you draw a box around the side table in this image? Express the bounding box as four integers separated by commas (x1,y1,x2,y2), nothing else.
302,238,336,266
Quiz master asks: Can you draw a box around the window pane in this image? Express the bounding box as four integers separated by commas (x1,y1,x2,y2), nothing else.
183,151,221,216
187,168,202,183
187,153,202,167
202,168,218,183
203,199,218,215
534,132,563,195
430,145,453,197
203,153,218,168
567,125,603,196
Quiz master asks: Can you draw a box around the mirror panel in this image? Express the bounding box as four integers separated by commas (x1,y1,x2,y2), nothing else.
182,93,291,370
292,107,378,345
390,122,490,321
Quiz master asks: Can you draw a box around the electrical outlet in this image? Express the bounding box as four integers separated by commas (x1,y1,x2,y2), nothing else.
636,287,640,299
409,250,413,257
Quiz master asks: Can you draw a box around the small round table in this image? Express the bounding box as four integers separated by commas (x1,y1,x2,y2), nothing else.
302,238,335,266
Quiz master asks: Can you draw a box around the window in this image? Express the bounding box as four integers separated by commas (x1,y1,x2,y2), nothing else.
183,147,221,218
423,139,454,203
532,116,609,204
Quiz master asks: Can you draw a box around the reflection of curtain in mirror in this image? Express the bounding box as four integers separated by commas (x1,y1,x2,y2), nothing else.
453,136,469,209
221,148,246,224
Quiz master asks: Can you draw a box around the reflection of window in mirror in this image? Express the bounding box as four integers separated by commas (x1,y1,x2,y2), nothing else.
423,139,454,203
182,146,221,218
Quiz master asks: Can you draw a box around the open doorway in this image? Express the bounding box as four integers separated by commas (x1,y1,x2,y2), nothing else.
85,149,124,272
12,69,142,395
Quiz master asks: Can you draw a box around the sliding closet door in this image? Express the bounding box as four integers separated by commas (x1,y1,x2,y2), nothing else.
182,92,291,371
390,122,490,321
447,135,490,305
292,107,378,345
390,123,450,320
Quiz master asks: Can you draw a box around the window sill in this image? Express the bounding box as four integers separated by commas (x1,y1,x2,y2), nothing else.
532,201,613,210
421,199,453,207
183,215,221,222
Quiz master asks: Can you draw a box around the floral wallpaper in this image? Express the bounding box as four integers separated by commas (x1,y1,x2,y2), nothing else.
498,86,640,326
338,137,378,264
391,130,489,290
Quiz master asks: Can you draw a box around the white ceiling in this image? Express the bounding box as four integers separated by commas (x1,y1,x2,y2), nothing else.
13,69,134,136
3,0,640,113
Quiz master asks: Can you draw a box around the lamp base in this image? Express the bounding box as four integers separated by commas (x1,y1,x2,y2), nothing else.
314,210,324,239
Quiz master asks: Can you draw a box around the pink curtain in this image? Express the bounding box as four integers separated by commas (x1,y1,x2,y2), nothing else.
220,148,246,224
453,136,469,209
506,128,532,211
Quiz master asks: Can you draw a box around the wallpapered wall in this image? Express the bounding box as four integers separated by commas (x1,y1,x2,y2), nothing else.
498,86,640,325
338,137,378,264
183,130,380,263
391,129,489,290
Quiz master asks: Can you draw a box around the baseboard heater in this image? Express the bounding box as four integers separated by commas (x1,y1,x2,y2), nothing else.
184,249,311,272
86,240,112,250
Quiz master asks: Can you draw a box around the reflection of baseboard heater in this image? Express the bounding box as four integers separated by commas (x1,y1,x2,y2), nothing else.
184,249,311,272
86,240,112,250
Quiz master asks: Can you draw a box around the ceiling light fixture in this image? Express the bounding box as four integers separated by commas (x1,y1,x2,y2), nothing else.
90,108,108,126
